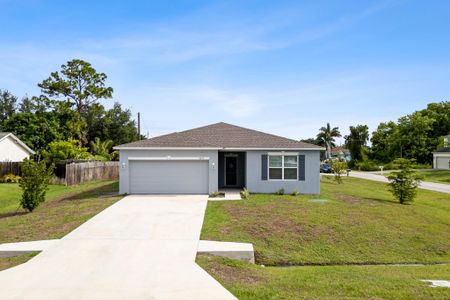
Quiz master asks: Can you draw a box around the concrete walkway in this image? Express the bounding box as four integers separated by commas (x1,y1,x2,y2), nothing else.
0,195,236,300
348,171,450,194
0,239,59,258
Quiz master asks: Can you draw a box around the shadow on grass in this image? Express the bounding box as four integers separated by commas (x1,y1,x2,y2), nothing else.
61,182,119,201
0,211,28,219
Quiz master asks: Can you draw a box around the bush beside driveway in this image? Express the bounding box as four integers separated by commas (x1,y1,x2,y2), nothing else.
0,181,121,244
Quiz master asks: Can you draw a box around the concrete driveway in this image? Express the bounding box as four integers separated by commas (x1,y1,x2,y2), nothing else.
0,195,236,300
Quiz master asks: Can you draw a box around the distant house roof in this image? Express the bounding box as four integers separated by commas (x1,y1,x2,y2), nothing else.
115,122,324,150
0,132,35,154
331,147,350,155
434,147,450,153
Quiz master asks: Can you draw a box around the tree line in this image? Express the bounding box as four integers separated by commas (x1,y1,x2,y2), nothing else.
0,59,140,162
302,101,450,168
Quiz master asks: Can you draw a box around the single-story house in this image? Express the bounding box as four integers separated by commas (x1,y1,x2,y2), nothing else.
114,122,324,195
0,132,35,162
433,147,450,170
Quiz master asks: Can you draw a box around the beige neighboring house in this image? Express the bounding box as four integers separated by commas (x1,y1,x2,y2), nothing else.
433,135,450,170
0,132,35,162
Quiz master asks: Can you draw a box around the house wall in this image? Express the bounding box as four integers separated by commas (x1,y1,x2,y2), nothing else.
0,136,31,162
246,150,321,194
119,149,218,194
433,153,450,170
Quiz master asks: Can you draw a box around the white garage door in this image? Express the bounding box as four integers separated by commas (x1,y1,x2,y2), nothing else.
129,160,209,194
436,157,450,170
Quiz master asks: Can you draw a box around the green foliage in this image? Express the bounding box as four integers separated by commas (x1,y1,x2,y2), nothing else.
276,187,285,195
371,102,450,164
19,159,54,212
300,138,323,146
317,123,341,160
331,160,348,184
38,59,113,115
42,139,92,164
1,173,21,183
103,102,140,145
291,190,300,196
344,124,369,162
387,158,423,204
241,188,250,199
89,137,113,160
53,101,88,144
0,89,17,123
1,112,63,150
355,160,379,171
1,59,139,153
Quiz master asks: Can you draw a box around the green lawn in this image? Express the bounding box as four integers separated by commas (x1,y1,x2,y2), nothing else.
418,169,450,184
201,176,450,265
0,180,121,244
199,177,450,299
198,255,450,300
381,169,450,185
0,252,38,271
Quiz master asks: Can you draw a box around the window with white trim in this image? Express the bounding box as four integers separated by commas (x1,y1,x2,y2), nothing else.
268,155,298,180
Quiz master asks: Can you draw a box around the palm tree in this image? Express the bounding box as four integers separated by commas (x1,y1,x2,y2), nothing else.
317,123,341,160
90,137,113,160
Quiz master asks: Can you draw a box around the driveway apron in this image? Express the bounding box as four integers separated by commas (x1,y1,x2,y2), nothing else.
0,195,236,300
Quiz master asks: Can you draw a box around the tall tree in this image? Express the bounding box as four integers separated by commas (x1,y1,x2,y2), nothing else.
18,95,53,114
1,112,62,151
317,123,341,159
0,89,17,123
397,112,435,164
344,125,369,162
103,102,139,146
370,121,400,163
38,59,113,115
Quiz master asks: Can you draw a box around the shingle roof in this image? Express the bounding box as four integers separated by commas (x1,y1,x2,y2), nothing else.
115,122,323,150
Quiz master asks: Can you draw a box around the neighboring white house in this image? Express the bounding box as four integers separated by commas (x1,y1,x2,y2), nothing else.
0,132,35,162
114,122,324,195
433,135,450,170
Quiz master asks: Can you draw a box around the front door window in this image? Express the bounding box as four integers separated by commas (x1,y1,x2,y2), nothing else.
225,156,238,186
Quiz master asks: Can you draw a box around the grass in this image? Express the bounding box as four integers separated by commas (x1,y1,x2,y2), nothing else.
417,169,450,184
0,252,38,271
380,169,450,185
201,176,450,266
197,255,450,300
0,180,121,243
199,177,450,298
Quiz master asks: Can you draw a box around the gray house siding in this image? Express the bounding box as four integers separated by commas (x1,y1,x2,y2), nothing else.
119,149,218,194
246,150,320,194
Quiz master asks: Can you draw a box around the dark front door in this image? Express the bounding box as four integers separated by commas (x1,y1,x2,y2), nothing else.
225,156,238,186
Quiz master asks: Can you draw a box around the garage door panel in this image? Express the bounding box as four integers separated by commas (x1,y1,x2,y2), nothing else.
129,160,209,194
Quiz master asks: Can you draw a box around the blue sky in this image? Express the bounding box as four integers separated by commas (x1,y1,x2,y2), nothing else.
1,0,450,143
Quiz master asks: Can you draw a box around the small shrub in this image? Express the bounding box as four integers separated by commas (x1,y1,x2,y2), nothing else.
291,190,300,196
387,158,423,204
355,160,379,171
1,173,21,183
276,187,285,195
331,160,348,184
240,188,250,199
19,159,54,212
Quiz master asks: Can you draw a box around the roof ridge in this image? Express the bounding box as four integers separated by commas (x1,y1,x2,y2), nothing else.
215,122,306,144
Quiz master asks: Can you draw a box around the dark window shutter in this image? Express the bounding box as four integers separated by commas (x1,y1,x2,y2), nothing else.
298,155,305,181
261,154,268,180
